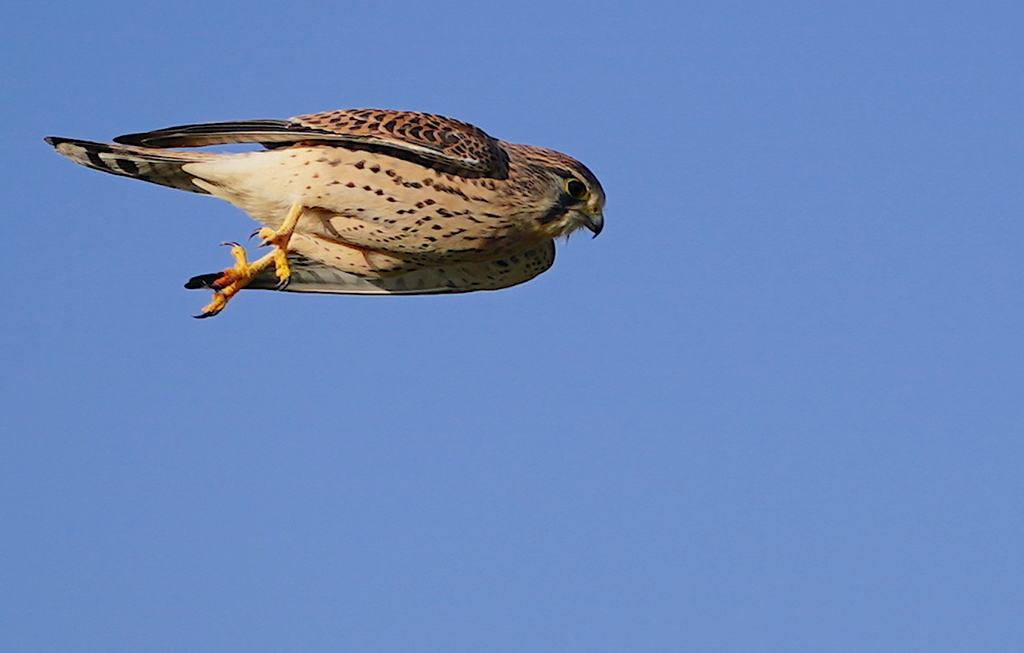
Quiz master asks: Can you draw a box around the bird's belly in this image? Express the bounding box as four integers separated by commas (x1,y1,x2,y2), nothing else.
185,146,539,263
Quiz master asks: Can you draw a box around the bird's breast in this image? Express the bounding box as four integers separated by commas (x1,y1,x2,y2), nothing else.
186,146,550,263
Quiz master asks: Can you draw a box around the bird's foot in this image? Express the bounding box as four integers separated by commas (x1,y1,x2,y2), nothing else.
194,203,303,318
253,227,294,289
195,243,277,318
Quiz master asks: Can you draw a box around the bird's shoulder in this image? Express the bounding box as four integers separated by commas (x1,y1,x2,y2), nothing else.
290,109,509,178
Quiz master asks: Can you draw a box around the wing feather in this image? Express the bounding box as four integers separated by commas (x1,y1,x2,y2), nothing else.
185,243,555,295
115,109,509,178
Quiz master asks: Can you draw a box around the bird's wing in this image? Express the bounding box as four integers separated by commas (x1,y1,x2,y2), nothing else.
185,242,555,295
114,109,509,177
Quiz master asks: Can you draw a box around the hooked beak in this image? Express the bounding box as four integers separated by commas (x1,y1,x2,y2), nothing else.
583,212,604,237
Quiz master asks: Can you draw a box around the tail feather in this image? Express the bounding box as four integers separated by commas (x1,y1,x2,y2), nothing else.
44,137,213,194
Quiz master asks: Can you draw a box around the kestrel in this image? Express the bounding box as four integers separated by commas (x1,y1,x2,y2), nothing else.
45,109,605,317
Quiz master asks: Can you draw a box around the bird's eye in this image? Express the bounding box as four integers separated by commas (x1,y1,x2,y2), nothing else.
565,178,589,201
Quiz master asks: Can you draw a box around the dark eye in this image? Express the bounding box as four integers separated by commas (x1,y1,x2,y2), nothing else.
565,178,589,201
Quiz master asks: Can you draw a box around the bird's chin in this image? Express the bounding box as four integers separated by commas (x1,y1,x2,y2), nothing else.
554,214,601,241
570,211,604,237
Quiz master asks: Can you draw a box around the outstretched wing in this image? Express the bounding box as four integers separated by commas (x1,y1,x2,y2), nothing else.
114,108,509,178
186,242,556,296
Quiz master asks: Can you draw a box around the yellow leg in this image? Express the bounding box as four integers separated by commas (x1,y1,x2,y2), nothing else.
254,202,303,285
196,204,303,318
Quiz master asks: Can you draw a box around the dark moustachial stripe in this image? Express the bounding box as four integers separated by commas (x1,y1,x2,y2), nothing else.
536,192,575,225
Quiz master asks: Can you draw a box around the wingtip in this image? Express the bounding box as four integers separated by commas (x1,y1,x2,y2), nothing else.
185,272,222,289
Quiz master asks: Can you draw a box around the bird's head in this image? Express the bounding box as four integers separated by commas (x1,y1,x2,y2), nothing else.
559,170,605,237
507,144,606,239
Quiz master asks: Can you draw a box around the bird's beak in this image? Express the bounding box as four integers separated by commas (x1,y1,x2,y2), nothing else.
583,212,604,237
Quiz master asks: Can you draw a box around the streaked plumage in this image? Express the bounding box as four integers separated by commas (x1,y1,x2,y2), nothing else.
45,108,605,316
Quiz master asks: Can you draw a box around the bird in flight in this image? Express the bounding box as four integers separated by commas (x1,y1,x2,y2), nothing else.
45,109,605,317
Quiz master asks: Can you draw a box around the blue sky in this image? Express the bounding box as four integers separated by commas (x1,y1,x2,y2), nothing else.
2,2,1022,651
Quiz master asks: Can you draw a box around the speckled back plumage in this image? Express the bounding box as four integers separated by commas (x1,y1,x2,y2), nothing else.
291,109,510,177
116,108,512,178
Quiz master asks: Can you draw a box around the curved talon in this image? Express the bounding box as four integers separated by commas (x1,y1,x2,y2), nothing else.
194,203,303,317
194,292,229,319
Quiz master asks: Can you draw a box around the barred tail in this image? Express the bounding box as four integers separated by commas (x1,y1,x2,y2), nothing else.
44,137,214,194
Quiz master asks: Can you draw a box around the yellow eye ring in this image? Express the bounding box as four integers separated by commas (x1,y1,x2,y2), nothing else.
565,178,589,201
